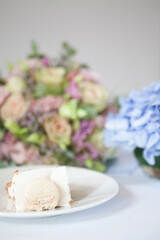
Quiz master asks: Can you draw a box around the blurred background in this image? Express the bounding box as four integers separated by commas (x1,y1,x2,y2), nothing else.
0,0,160,97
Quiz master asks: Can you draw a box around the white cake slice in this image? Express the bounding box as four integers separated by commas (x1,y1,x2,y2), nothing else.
6,166,73,212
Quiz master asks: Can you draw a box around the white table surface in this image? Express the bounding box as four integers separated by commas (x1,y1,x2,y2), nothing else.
0,150,160,240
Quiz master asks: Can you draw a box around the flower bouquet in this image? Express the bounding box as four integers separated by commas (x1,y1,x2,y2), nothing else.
104,82,160,178
0,42,116,171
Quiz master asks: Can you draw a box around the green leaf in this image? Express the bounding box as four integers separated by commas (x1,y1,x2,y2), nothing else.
4,120,29,137
62,42,76,57
60,150,74,160
18,60,29,72
85,159,106,172
4,120,45,146
80,105,97,118
0,70,4,83
31,40,39,55
34,82,47,98
80,63,89,69
0,160,16,168
25,133,46,145
0,161,8,168
28,40,44,59
134,148,160,169
115,96,121,110
6,62,14,72
59,99,78,120
73,119,80,130
47,84,65,95
0,129,5,140
85,159,93,169
77,108,87,118
34,82,65,98
93,161,106,172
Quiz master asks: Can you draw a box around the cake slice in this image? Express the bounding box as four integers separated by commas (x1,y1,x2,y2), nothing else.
6,166,73,212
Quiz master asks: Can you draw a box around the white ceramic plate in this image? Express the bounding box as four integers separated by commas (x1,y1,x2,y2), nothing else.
0,166,119,219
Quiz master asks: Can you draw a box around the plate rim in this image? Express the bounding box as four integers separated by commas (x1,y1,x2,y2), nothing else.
0,165,119,219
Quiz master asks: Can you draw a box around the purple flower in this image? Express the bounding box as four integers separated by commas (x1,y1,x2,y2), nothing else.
65,80,81,99
72,120,95,145
4,131,17,145
104,82,160,165
75,142,99,162
41,57,51,67
72,120,99,162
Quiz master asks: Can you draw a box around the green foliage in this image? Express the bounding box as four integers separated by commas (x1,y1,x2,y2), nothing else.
4,120,45,145
25,133,46,145
31,40,39,56
80,63,89,69
0,70,4,84
60,42,77,62
85,159,106,172
59,99,88,120
134,148,160,168
56,149,75,165
34,82,65,98
0,129,5,141
4,120,29,137
0,160,16,168
28,40,44,59
6,62,14,72
114,96,121,110
34,83,47,98
62,42,76,57
80,104,97,118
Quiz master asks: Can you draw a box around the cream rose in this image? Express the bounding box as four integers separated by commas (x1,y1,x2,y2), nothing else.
89,129,106,152
79,82,107,112
6,76,26,93
43,115,72,146
0,94,28,121
34,67,66,85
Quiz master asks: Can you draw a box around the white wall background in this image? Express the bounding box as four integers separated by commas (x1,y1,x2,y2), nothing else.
0,0,160,97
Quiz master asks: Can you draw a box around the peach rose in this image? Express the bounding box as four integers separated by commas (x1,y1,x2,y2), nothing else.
0,94,28,121
43,115,72,146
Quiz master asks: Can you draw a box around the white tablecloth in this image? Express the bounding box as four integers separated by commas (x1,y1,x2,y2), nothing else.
0,150,160,240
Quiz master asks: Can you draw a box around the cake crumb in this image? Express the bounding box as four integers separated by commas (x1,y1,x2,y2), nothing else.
69,200,73,205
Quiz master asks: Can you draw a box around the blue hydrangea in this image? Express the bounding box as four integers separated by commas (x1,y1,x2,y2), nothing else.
103,82,160,165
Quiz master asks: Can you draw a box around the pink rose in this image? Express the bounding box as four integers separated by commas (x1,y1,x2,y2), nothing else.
68,69,101,82
30,95,65,114
26,146,40,162
10,142,27,164
0,87,9,107
79,69,101,82
0,143,10,159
